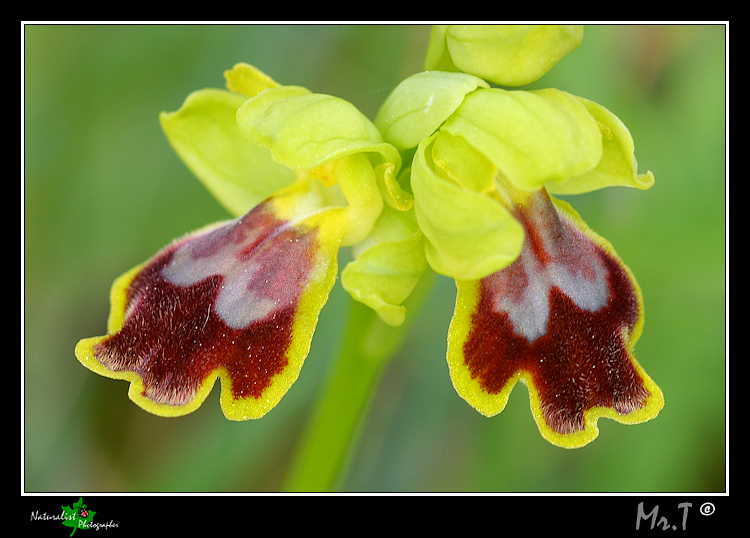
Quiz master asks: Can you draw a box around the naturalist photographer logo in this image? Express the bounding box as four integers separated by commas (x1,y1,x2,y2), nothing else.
29,497,118,535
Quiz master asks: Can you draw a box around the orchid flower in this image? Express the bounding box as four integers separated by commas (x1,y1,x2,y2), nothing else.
373,24,664,447
76,25,663,462
75,63,407,420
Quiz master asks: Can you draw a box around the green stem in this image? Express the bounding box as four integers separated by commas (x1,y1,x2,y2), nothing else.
282,270,436,492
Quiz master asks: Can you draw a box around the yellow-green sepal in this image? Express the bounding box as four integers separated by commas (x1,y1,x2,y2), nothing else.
424,25,584,87
411,133,524,281
442,87,603,192
374,71,489,152
159,88,295,217
546,96,655,194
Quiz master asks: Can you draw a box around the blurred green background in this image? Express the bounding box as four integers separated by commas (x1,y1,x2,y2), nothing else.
23,24,726,492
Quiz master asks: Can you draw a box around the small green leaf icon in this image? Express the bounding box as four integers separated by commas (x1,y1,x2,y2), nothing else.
61,498,96,536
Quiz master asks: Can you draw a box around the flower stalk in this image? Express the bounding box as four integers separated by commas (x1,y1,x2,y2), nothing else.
283,270,436,491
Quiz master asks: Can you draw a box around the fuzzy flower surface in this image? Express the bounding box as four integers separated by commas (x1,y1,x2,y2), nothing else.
76,26,663,448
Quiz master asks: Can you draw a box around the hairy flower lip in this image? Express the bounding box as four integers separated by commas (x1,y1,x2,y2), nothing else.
76,186,347,420
447,189,663,448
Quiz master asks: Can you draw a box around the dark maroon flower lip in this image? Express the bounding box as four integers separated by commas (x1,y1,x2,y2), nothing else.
76,195,344,420
448,190,663,447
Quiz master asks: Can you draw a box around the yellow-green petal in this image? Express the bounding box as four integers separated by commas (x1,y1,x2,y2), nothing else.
374,71,489,151
341,205,427,326
546,96,655,194
306,153,384,246
377,161,413,212
424,25,584,87
411,134,524,281
442,87,603,192
159,88,295,217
